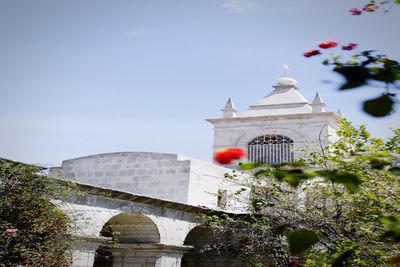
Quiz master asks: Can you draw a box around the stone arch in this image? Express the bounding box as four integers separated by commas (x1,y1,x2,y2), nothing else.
183,226,216,248
93,213,161,267
100,213,161,243
181,226,247,267
235,127,306,147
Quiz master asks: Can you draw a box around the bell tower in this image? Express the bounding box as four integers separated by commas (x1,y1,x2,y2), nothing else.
207,76,341,165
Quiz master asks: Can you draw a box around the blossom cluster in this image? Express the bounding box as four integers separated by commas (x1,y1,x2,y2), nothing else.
303,41,358,58
3,229,18,235
350,2,380,15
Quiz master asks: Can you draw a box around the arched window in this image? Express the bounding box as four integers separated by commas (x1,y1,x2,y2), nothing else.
248,135,294,164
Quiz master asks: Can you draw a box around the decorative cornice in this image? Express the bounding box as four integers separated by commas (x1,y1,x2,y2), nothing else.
206,112,340,125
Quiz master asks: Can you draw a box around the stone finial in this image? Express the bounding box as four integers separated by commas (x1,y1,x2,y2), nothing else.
337,109,343,117
221,98,237,118
311,92,326,112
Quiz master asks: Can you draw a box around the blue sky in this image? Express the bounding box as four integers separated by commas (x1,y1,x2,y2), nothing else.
0,0,399,166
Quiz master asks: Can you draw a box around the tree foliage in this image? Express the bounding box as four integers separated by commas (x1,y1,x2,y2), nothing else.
204,120,400,266
0,159,74,266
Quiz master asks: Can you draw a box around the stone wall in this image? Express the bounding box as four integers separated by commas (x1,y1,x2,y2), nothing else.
50,152,250,213
52,152,190,203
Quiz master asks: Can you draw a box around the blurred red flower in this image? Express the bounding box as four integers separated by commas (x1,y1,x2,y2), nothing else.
303,49,321,58
342,43,358,50
3,229,18,235
318,40,338,49
214,148,246,164
349,8,362,15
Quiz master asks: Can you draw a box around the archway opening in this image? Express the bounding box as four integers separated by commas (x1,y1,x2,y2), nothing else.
93,213,160,267
100,213,160,244
181,226,247,267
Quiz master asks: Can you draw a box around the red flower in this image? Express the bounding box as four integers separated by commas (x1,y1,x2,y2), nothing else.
363,3,379,12
349,8,362,15
289,256,305,265
303,49,321,58
318,40,338,49
342,43,358,50
214,148,246,164
388,254,400,264
239,237,252,246
3,229,18,235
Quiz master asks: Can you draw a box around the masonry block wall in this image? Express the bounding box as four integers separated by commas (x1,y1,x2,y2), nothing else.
49,152,250,212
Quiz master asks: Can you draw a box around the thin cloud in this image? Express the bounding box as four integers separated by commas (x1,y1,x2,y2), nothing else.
221,0,257,13
220,0,304,13
123,29,152,37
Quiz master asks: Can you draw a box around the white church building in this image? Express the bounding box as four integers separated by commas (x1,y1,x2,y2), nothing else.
48,76,340,267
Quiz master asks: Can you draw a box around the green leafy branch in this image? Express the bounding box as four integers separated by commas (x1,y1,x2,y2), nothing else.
324,50,400,117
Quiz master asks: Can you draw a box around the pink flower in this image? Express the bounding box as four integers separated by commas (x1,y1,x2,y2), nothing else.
214,148,246,164
318,40,339,49
349,8,362,15
363,3,379,12
342,43,358,50
3,229,18,235
303,49,321,58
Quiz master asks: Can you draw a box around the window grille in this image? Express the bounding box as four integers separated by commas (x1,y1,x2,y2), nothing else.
248,135,294,164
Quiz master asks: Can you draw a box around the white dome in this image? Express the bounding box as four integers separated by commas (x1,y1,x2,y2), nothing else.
276,77,298,87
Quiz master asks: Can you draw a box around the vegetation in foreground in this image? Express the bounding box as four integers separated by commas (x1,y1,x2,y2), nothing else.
0,160,74,267
208,119,400,266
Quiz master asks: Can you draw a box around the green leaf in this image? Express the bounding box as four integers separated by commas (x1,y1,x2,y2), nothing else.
389,167,400,176
239,162,263,170
271,169,316,187
288,160,307,167
383,58,400,69
273,224,289,235
370,68,397,83
254,169,271,177
363,94,394,117
288,230,318,254
369,158,392,169
332,249,355,267
315,170,362,193
380,215,400,241
333,66,370,90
